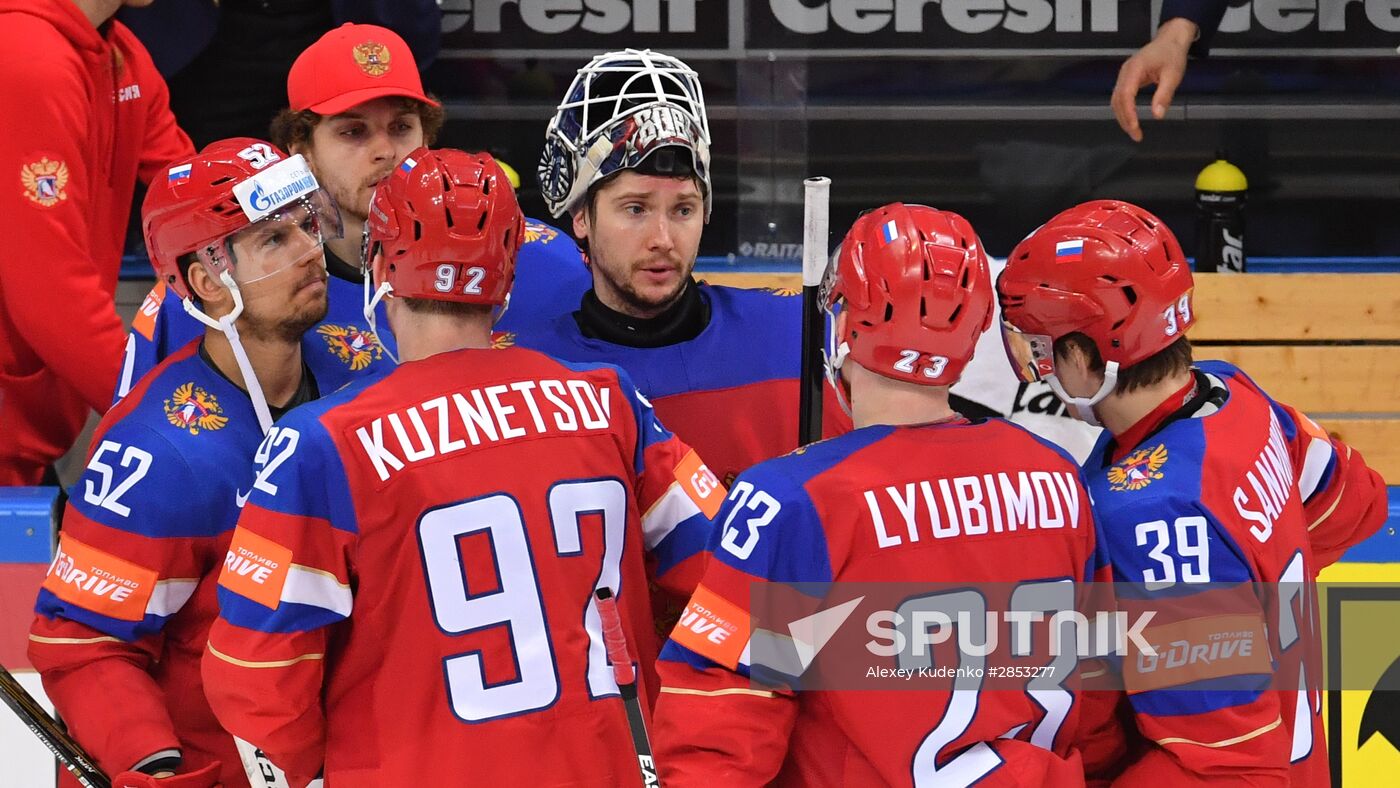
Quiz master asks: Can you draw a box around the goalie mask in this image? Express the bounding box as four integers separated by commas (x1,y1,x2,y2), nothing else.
538,48,711,220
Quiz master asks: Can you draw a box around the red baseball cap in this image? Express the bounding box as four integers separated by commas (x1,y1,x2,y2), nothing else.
287,23,439,116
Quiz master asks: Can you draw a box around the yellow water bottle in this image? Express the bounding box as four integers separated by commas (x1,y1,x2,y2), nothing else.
1195,158,1248,273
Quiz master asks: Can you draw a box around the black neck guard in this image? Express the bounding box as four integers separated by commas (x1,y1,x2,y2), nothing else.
573,279,710,348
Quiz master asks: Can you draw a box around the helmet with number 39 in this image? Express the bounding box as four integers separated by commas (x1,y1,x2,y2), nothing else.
996,199,1195,418
821,203,993,397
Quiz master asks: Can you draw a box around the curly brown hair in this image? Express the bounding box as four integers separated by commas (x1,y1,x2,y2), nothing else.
269,95,445,153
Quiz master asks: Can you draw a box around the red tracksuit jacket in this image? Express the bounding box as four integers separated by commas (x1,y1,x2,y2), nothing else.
0,0,192,484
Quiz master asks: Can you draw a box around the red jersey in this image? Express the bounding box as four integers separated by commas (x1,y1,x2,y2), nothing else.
0,0,192,484
203,347,719,787
655,418,1108,787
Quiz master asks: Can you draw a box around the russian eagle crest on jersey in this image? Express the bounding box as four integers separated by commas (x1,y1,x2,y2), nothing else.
162,382,229,434
314,323,383,371
1106,443,1167,492
523,219,558,244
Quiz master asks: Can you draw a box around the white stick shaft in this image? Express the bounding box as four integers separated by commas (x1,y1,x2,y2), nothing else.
802,177,831,288
234,735,291,788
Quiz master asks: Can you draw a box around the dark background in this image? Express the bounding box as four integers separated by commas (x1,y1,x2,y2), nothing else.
426,52,1400,260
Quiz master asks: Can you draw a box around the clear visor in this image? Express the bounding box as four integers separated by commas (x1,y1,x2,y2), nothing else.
359,217,375,276
818,244,844,377
201,190,343,287
1000,319,1057,383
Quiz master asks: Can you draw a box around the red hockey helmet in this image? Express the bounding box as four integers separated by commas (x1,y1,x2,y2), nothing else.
997,199,1194,385
823,203,993,386
142,138,341,300
366,147,524,305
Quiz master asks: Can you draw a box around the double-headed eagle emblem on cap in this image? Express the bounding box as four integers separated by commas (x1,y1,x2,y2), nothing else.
164,383,229,435
21,157,69,208
1107,444,1169,492
353,42,391,77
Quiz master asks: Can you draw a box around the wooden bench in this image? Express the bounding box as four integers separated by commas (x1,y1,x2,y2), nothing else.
698,270,1400,482
1191,273,1400,483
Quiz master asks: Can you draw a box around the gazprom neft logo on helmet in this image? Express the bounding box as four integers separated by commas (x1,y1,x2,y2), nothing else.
233,155,320,223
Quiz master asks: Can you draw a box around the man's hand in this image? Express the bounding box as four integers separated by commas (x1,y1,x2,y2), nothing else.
113,762,221,787
1112,18,1199,142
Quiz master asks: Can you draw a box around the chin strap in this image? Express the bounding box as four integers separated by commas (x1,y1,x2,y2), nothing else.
364,280,400,364
493,291,512,328
182,272,274,434
1044,360,1120,427
824,339,854,419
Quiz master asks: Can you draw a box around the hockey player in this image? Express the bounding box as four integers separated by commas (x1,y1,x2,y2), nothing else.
117,23,590,400
29,138,349,787
203,148,718,787
997,199,1389,784
516,48,851,487
653,203,1105,786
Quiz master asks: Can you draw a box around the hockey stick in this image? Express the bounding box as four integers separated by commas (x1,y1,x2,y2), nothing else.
0,663,110,788
594,588,660,787
232,736,324,788
799,176,831,446
233,736,297,788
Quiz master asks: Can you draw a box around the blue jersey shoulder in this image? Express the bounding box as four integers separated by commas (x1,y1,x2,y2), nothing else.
507,283,805,398
78,351,263,538
1082,417,1260,583
701,282,803,349
710,427,892,584
242,376,368,533
495,217,591,333
1195,360,1303,446
754,424,893,489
